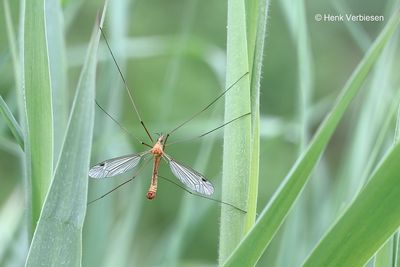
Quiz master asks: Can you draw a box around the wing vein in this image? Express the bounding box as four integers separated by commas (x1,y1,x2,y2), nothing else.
164,154,214,195
89,151,149,179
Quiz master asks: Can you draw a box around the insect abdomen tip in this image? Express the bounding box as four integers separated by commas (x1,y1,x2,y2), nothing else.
146,191,156,200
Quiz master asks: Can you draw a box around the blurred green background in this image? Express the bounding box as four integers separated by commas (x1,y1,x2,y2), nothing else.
0,0,399,266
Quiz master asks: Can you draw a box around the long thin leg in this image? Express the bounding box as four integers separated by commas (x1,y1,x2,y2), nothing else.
158,174,246,213
165,112,251,147
167,72,249,136
95,100,152,147
88,177,135,205
99,27,154,143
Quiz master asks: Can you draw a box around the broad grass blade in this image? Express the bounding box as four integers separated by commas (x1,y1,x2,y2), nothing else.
302,142,400,266
24,0,54,232
25,3,108,266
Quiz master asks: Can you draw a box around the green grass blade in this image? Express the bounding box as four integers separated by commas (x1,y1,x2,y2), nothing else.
394,232,399,267
244,0,270,231
371,92,400,267
4,0,26,148
245,0,258,69
4,0,23,111
374,239,394,267
3,4,28,168
281,0,314,150
222,9,400,267
395,98,400,144
45,0,69,162
394,96,400,267
381,90,400,267
25,4,108,266
0,95,24,150
295,1,313,150
24,0,54,232
218,0,251,262
302,142,400,267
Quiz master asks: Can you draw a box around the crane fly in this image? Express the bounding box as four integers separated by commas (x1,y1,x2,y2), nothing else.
89,135,214,199
88,27,248,210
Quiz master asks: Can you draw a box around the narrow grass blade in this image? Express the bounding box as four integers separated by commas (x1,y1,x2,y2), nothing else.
394,232,399,267
222,9,400,267
395,98,400,144
394,95,400,267
45,0,69,162
374,239,394,267
4,0,23,112
302,142,400,267
4,0,27,157
25,4,108,266
218,0,251,262
0,95,24,150
378,90,400,267
245,0,258,69
23,0,54,232
244,0,270,231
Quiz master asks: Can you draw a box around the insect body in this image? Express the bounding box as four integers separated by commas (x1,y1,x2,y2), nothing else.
88,135,214,200
147,136,164,199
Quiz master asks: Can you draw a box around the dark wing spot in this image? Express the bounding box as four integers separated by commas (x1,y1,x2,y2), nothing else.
100,162,105,167
201,178,207,182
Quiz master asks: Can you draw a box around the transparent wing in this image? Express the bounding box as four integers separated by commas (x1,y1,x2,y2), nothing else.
164,154,214,196
89,152,148,179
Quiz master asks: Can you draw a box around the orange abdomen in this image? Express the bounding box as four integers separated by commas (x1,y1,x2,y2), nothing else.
147,156,161,200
